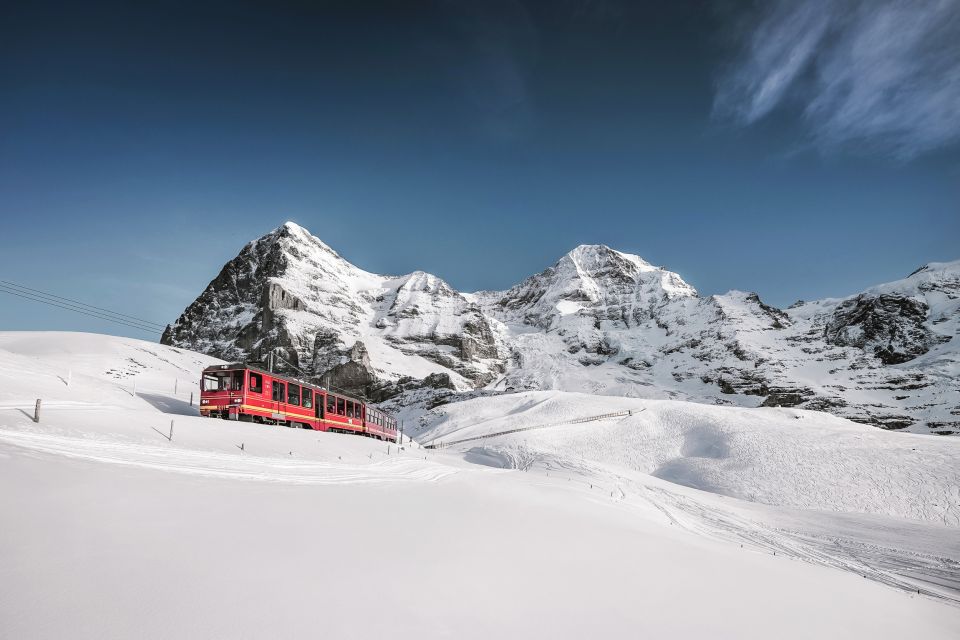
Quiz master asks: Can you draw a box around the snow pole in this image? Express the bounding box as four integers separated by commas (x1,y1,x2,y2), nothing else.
169,420,174,441
174,378,178,394
34,399,41,423
190,391,194,407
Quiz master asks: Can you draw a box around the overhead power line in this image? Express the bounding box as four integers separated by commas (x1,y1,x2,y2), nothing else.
0,280,167,329
0,281,167,335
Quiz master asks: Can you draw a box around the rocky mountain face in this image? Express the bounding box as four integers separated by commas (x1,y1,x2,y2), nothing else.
162,223,504,400
163,222,959,434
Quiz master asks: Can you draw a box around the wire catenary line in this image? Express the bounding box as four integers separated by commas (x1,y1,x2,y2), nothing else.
0,284,163,335
0,279,168,329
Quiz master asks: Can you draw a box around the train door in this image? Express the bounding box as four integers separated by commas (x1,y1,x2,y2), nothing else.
271,379,286,423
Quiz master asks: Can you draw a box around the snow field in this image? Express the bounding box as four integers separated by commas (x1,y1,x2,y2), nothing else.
0,332,958,638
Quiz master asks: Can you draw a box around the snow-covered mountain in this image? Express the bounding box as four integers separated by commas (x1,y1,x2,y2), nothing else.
162,222,959,434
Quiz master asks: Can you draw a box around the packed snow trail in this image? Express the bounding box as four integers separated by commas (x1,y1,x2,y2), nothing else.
425,409,635,448
0,428,456,485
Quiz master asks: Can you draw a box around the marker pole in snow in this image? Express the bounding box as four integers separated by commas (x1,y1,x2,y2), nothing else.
33,399,41,423
190,392,194,407
174,379,178,394
169,420,174,441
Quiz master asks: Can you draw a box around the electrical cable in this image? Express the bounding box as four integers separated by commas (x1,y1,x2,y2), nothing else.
0,284,162,335
0,279,167,330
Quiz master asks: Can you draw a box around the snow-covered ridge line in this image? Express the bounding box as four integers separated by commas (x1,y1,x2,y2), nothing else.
162,222,960,434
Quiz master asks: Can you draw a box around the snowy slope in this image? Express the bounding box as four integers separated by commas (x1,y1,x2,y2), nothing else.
162,222,959,433
413,390,960,525
1,332,958,638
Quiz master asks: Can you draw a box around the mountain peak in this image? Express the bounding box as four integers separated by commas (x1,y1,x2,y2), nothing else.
255,220,350,267
565,244,658,274
557,243,696,299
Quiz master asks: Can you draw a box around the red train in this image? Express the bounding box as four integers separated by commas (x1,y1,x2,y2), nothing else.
199,363,398,442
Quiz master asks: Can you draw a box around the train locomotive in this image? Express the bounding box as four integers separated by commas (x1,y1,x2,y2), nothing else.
199,363,398,442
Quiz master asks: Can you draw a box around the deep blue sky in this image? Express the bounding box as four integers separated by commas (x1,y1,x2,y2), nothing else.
1,0,958,339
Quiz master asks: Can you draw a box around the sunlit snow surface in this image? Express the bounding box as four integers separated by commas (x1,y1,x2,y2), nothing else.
0,332,958,639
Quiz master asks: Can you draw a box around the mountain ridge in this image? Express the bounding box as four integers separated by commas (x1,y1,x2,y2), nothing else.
162,222,960,434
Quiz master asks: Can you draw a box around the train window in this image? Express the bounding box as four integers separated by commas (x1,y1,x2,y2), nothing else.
288,383,301,406
337,397,345,415
272,381,285,402
203,372,233,391
202,373,219,391
303,388,313,409
346,401,354,418
249,373,263,394
231,371,244,391
327,394,336,414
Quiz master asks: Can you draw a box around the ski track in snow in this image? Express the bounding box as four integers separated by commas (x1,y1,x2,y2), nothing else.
0,429,457,486
638,484,960,607
465,443,960,607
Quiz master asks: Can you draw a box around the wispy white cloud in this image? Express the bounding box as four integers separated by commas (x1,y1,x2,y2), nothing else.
715,0,960,159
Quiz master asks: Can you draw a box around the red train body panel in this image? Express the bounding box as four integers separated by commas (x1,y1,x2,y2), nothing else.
199,363,398,442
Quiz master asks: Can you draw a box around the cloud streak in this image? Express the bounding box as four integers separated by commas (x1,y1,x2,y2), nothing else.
715,0,960,159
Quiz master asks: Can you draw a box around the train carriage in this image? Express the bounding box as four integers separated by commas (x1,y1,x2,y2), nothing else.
199,363,398,442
